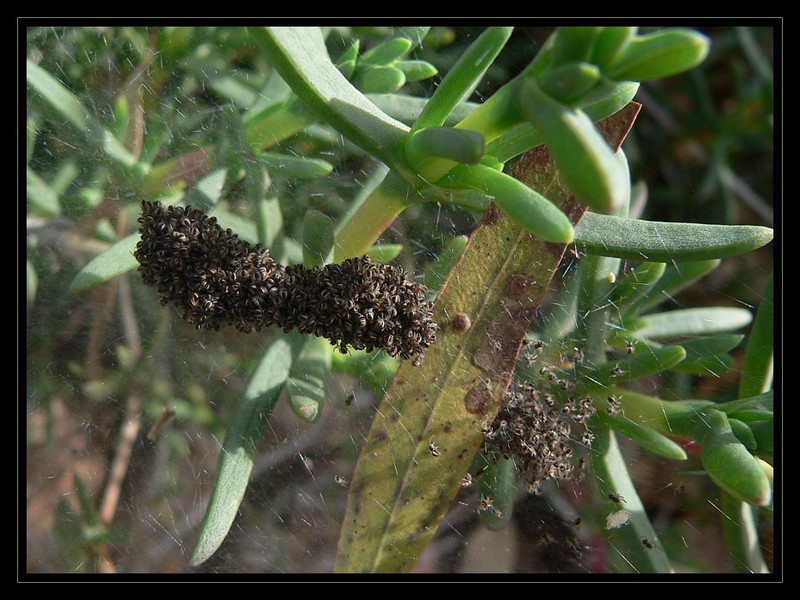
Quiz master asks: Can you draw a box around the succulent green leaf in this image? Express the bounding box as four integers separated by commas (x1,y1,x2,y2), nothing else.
669,334,744,376
330,349,398,398
591,27,638,68
412,27,513,132
397,59,438,82
446,162,574,243
27,167,61,216
589,428,674,572
335,39,360,79
422,235,468,291
254,150,333,179
633,307,752,340
359,37,413,66
740,274,773,397
354,64,407,94
700,409,771,506
27,59,136,167
596,411,687,460
550,27,603,66
69,233,139,293
405,127,484,170
717,391,773,422
609,261,667,310
583,345,686,388
606,29,710,81
575,213,773,261
624,259,720,316
27,58,89,130
518,78,627,212
538,61,602,106
486,81,639,163
365,244,404,263
190,335,293,566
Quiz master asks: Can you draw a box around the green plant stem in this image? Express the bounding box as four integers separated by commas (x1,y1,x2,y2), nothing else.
333,172,410,261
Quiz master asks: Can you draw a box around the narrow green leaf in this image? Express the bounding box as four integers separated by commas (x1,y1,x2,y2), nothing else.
739,274,773,397
27,167,60,216
27,59,136,167
27,115,38,164
27,58,89,130
359,37,413,65
700,409,771,506
596,411,687,460
412,27,513,132
369,93,478,127
606,29,710,81
445,162,574,243
624,259,720,316
729,417,757,451
69,233,139,293
190,336,293,566
255,150,333,179
589,427,674,572
717,391,773,422
670,334,744,376
583,345,686,388
633,307,752,339
397,59,437,82
256,196,283,248
719,493,770,573
27,260,38,306
365,244,403,263
335,40,360,79
575,213,773,261
609,261,666,310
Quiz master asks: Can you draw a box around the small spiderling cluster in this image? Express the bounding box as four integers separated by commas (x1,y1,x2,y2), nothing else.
134,201,437,363
482,381,595,494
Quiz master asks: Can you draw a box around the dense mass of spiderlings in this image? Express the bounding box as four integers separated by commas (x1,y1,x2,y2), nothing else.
134,201,437,364
482,380,595,494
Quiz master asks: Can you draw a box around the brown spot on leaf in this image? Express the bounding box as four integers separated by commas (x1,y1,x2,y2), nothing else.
505,274,530,300
464,386,493,414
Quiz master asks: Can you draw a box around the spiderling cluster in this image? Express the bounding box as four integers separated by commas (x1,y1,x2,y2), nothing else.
134,201,437,364
482,379,595,494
